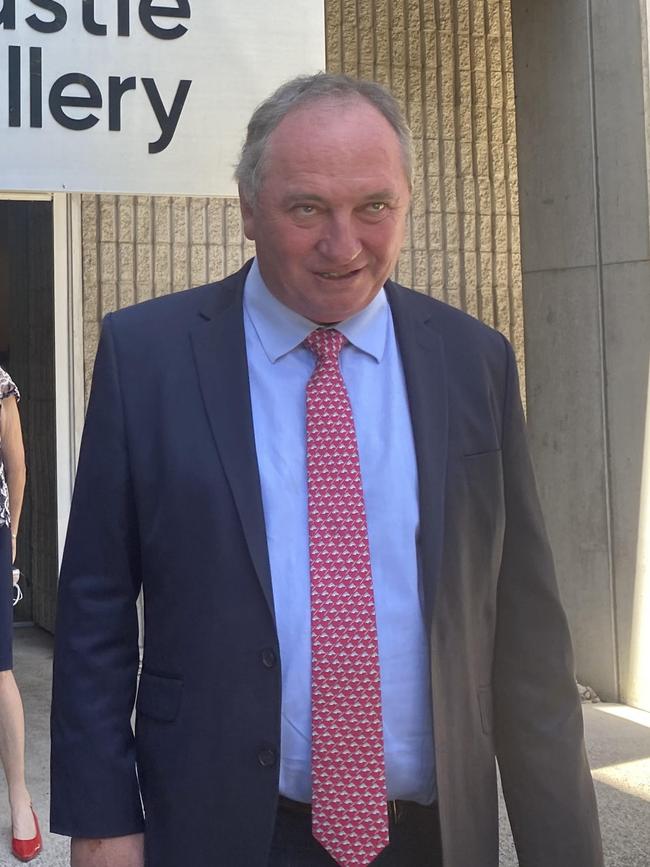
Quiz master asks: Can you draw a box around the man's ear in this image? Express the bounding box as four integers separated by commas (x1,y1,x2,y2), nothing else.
238,185,256,241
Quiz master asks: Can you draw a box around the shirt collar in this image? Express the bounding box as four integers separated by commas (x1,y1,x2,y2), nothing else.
243,258,388,363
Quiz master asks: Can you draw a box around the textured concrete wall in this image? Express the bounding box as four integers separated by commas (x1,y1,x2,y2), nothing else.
512,0,650,707
81,0,522,394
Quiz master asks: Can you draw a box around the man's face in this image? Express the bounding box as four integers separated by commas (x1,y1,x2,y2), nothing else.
240,97,411,324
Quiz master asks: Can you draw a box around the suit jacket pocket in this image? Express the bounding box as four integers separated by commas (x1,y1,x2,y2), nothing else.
447,451,505,556
137,671,183,722
463,447,502,461
477,685,493,735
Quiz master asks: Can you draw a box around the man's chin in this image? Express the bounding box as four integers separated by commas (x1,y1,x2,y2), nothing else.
301,285,382,324
308,303,368,325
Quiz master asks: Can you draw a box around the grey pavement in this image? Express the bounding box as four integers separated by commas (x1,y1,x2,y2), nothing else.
1,626,649,866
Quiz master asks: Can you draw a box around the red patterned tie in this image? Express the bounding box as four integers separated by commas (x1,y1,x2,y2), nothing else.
305,328,389,867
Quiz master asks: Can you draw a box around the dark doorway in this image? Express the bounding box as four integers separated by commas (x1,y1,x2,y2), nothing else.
0,199,57,633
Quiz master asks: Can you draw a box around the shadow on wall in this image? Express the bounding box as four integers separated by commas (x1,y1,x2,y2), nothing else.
628,359,650,711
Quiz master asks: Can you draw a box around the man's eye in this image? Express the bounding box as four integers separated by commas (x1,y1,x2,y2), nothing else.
367,202,387,213
295,205,317,216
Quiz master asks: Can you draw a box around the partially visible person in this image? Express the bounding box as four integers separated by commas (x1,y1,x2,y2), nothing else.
0,367,42,862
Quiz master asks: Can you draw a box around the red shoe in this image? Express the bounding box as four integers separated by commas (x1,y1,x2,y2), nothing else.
11,808,42,862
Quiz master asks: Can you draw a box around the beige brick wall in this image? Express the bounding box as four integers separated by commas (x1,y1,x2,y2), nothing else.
82,0,523,393
80,194,253,393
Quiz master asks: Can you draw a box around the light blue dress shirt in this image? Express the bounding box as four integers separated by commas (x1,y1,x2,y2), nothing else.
243,259,436,805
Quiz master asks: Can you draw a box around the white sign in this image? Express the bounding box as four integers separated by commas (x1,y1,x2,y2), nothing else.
0,1,325,196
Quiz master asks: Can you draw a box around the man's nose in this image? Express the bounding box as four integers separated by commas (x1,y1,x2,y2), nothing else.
316,216,362,264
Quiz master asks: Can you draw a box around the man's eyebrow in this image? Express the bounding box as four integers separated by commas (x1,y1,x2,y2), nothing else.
281,189,401,206
362,189,399,201
281,192,328,206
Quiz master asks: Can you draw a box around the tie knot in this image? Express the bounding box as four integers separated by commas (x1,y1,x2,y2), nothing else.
304,328,347,364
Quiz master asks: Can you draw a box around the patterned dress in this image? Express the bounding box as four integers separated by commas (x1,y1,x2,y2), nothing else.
0,366,20,529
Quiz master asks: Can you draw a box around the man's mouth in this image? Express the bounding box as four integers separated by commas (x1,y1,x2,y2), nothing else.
317,267,362,280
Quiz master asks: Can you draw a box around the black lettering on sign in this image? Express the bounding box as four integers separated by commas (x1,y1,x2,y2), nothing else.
49,72,102,130
30,45,42,127
108,75,136,129
141,77,191,153
0,0,16,30
82,0,107,36
139,0,190,40
117,0,130,36
2,2,194,153
26,0,67,34
8,44,20,126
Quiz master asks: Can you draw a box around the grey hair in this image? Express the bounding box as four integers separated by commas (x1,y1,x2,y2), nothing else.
235,72,413,205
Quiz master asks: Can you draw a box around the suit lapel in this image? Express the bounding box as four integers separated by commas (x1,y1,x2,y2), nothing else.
386,282,448,623
190,266,275,619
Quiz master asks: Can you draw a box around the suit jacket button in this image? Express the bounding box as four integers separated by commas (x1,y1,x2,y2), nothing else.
261,648,277,669
258,748,277,767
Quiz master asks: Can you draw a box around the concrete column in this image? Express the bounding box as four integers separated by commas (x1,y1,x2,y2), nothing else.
511,0,650,708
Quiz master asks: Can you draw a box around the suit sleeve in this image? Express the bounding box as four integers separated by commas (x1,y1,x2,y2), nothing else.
493,337,603,866
50,314,145,838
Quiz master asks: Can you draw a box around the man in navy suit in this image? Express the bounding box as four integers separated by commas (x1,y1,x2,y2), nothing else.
51,74,603,867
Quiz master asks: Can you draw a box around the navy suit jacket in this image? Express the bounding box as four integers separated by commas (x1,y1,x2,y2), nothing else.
51,262,603,866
